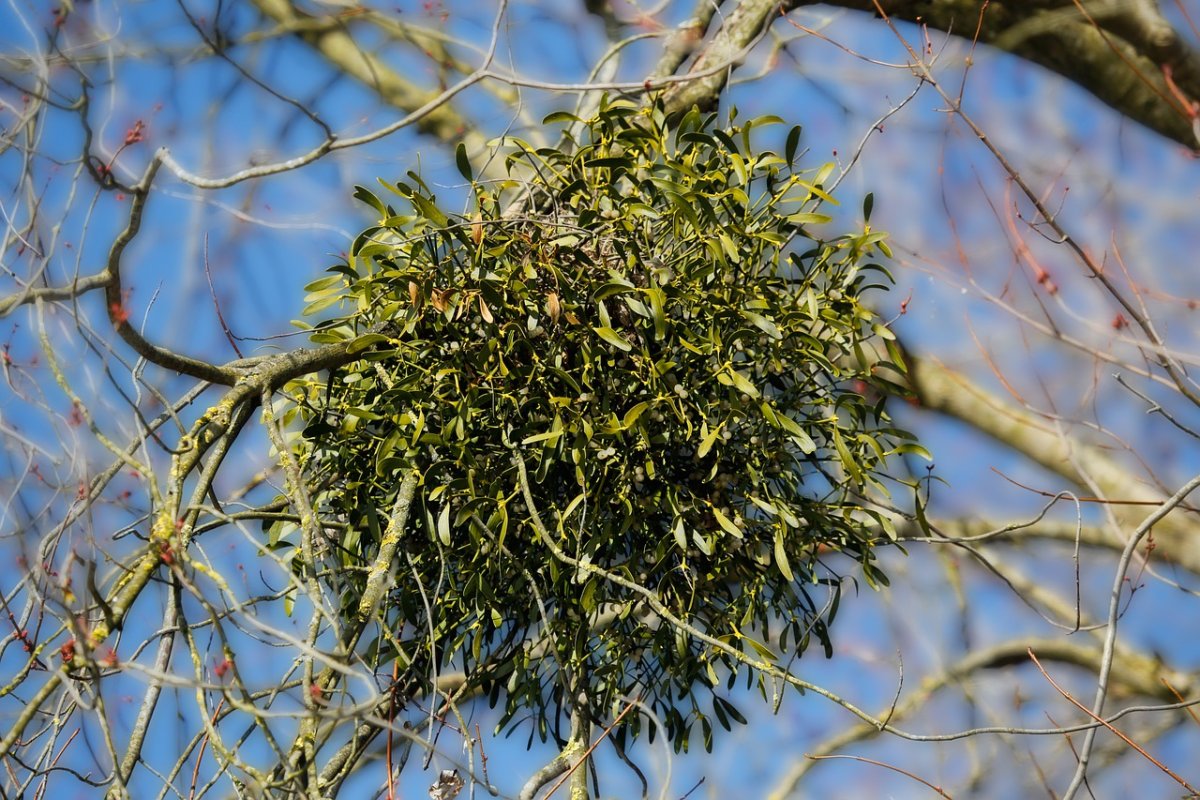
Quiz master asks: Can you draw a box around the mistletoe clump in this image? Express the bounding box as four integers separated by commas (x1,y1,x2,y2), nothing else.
283,99,923,751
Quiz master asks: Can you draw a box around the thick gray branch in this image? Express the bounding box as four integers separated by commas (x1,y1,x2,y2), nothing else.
804,0,1200,148
662,0,786,114
250,0,472,143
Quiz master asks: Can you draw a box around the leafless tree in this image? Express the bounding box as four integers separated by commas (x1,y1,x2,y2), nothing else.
2,1,1199,798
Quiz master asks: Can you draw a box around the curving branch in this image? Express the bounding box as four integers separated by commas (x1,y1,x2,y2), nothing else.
801,0,1200,148
0,390,258,761
250,0,476,144
905,355,1200,573
909,516,1200,576
511,455,1192,748
767,636,1197,798
6,1,1200,796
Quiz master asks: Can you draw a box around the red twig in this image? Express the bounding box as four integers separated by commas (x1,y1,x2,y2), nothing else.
1174,0,1200,43
990,468,1200,512
1158,677,1200,728
543,697,640,798
203,234,244,358
188,698,226,800
387,659,398,800
1068,0,1191,120
806,753,954,798
1027,648,1198,795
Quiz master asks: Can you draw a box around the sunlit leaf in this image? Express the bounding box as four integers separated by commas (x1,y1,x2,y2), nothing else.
593,326,632,351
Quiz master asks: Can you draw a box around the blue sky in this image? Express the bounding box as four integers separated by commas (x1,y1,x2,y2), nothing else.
2,1,1200,797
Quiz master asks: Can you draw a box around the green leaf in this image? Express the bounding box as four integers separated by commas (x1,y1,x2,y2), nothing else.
626,203,661,220
773,530,794,581
697,421,722,458
713,697,730,731
437,503,451,546
409,410,425,448
749,496,778,516
740,634,777,662
347,333,388,354
785,125,802,166
862,561,890,589
718,233,739,262
728,152,748,186
596,280,636,300
455,142,473,181
597,301,613,328
727,369,759,398
593,326,633,352
623,296,649,318
303,275,342,293
409,193,449,227
301,294,343,317
586,156,634,169
715,695,748,726
770,408,816,454
712,506,742,539
543,110,583,125
892,442,933,460
562,492,587,522
666,191,702,234
623,402,650,429
813,161,836,186
741,311,781,340
580,578,598,613
353,185,388,217
786,212,832,226
645,287,667,339
914,491,933,538
833,426,863,483
521,429,564,446
310,330,349,344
